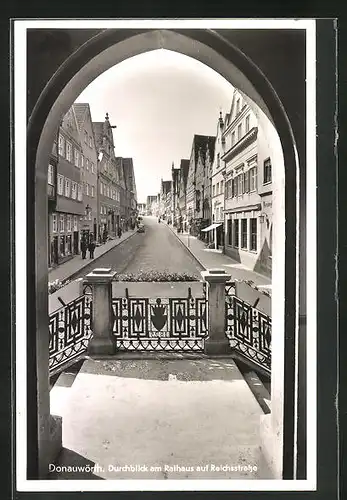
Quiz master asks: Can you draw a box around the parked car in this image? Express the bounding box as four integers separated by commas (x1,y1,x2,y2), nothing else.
137,224,145,233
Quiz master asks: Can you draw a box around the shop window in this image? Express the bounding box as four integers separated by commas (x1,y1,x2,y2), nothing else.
241,219,248,249
234,220,239,248
250,218,257,251
59,235,65,256
227,219,232,245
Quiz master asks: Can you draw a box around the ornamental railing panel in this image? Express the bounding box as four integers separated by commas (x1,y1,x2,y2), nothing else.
111,290,207,351
225,293,271,373
49,294,92,375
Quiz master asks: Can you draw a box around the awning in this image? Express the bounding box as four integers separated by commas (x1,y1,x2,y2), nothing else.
201,223,222,232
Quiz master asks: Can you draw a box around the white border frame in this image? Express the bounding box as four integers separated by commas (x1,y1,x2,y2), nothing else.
14,18,316,492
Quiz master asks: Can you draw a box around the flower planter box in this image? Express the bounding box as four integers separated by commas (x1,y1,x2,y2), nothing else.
112,281,205,298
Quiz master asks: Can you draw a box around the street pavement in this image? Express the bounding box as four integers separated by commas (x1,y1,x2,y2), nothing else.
165,223,271,289
49,217,203,313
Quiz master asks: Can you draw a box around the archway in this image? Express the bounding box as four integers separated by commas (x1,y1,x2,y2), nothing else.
26,28,299,481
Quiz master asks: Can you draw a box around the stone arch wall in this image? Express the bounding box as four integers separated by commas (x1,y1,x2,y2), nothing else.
27,28,300,479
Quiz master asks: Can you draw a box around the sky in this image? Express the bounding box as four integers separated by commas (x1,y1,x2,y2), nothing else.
75,49,234,204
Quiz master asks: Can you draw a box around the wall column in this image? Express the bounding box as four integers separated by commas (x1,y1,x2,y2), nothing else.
84,267,117,355
201,268,232,355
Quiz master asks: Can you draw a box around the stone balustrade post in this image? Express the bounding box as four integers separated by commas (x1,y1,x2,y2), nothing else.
201,268,232,355
84,268,117,355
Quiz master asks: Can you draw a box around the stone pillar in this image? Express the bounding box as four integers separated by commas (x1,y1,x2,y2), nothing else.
84,268,117,355
201,268,232,355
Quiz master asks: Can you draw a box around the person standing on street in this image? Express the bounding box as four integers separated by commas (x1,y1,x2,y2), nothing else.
88,236,96,259
81,236,87,259
117,226,122,239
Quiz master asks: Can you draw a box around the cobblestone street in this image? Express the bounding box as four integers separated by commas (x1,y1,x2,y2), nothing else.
49,217,202,312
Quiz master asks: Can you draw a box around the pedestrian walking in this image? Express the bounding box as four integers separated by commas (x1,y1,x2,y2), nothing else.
117,226,122,238
80,237,87,259
88,236,96,259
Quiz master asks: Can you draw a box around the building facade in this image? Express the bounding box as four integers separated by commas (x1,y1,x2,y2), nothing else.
185,135,215,236
211,111,227,248
122,157,138,229
73,103,98,242
171,164,180,226
222,89,272,275
49,107,85,266
93,113,121,241
177,159,190,232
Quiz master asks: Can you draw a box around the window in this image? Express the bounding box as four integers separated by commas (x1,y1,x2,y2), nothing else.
250,167,257,191
237,173,244,195
48,164,54,185
52,214,58,233
263,158,272,184
216,183,220,195
225,179,232,198
245,115,250,133
244,171,250,193
60,235,65,256
236,98,240,115
71,182,77,199
241,219,247,249
107,186,110,198
227,219,232,245
212,185,215,197
84,130,88,144
91,186,95,198
88,211,92,221
89,136,93,148
67,215,72,232
231,131,236,146
86,183,89,196
66,141,72,162
57,175,64,195
91,162,95,174
217,153,220,168
77,183,83,201
250,218,257,251
237,123,242,141
220,180,224,193
64,178,71,197
58,134,65,156
74,149,79,167
59,214,65,232
234,219,239,247
80,154,84,169
73,216,78,231
86,158,90,171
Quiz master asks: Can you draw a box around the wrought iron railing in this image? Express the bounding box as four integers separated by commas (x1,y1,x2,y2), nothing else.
49,294,92,375
225,293,271,374
111,288,207,351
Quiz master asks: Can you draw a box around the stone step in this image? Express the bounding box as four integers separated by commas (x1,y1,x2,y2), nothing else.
50,357,273,480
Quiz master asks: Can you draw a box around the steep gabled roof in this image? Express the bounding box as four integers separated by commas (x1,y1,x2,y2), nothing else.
73,103,89,130
179,159,190,186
